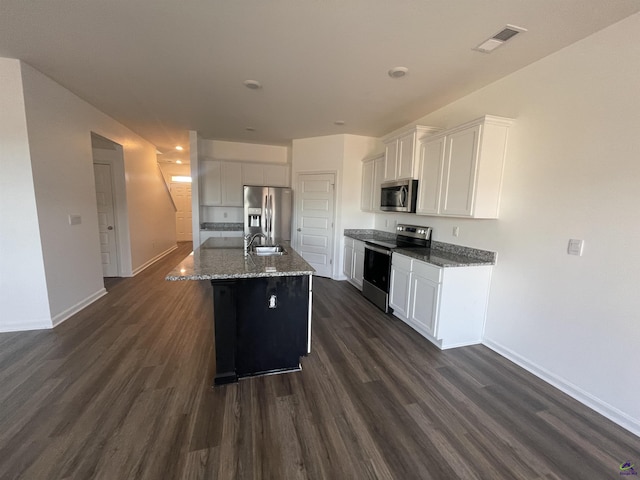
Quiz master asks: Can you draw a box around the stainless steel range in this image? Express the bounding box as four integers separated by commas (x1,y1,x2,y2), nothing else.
362,224,432,313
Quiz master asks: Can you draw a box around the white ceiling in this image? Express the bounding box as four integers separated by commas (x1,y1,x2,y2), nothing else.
2,0,639,160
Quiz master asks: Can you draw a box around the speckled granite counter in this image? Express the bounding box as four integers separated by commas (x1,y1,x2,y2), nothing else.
165,237,315,280
344,229,496,268
394,246,494,267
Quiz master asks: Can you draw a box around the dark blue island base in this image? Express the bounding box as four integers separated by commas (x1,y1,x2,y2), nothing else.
211,275,310,386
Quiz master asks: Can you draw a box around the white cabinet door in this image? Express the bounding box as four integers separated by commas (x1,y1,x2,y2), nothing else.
416,136,446,215
352,240,365,290
242,164,264,186
360,160,375,211
343,238,354,279
389,254,411,320
384,140,398,182
409,273,440,337
200,160,222,206
440,124,481,217
373,156,385,212
397,132,416,180
221,162,243,206
264,164,289,187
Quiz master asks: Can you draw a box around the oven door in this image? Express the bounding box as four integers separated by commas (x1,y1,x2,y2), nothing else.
363,244,392,293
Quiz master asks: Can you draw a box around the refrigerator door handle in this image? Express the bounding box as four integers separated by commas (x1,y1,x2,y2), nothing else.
264,194,269,239
269,194,274,240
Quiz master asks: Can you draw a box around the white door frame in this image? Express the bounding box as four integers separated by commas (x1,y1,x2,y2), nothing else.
91,133,133,276
293,170,338,278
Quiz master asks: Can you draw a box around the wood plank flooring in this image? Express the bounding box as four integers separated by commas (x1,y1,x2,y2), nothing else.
0,242,638,479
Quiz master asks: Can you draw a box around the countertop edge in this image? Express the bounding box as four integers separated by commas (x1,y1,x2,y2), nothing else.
166,270,314,281
344,229,496,268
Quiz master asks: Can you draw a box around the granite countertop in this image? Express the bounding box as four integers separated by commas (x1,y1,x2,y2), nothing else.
344,229,496,268
394,247,494,267
166,237,315,280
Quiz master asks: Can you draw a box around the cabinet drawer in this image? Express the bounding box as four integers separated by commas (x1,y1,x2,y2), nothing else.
392,253,412,271
411,259,442,283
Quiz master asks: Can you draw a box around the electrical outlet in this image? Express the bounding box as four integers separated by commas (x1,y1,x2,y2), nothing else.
567,239,584,256
453,226,460,237
223,211,228,218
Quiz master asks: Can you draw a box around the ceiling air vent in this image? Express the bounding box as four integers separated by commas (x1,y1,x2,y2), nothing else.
474,24,527,53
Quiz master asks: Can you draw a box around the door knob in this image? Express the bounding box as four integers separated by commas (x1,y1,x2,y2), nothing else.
297,228,301,232
107,226,114,230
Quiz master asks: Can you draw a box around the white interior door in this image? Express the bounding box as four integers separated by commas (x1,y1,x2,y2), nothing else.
171,182,193,242
296,173,335,278
94,163,119,277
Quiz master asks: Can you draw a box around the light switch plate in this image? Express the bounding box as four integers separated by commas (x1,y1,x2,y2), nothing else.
568,239,584,256
68,214,82,225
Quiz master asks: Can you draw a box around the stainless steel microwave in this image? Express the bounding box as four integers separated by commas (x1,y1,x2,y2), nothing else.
380,179,418,212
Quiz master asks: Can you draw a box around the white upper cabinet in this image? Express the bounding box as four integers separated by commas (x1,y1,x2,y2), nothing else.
201,160,290,207
241,163,264,186
382,126,440,182
242,163,289,187
360,154,384,212
417,115,513,219
416,136,446,215
383,140,399,182
360,158,375,211
200,160,222,206
221,162,243,206
263,164,289,187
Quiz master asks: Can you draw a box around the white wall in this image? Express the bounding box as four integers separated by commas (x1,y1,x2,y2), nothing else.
0,58,51,331
292,134,379,278
375,14,640,434
6,60,177,327
199,139,288,163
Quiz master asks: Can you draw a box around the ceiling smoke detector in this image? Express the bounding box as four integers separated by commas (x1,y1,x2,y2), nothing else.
474,24,527,53
243,80,262,90
388,67,408,78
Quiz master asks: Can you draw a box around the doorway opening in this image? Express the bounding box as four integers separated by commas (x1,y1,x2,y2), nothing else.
91,133,132,278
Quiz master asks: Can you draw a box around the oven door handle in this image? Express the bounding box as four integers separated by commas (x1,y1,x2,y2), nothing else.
365,244,392,256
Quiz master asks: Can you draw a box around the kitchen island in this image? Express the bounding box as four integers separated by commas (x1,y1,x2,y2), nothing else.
166,237,314,385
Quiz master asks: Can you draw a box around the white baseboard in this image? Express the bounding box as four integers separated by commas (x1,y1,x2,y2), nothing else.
51,288,108,327
0,318,53,333
132,245,178,276
482,338,640,438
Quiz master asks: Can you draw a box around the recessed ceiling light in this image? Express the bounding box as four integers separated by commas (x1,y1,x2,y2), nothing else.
388,67,408,78
175,145,183,151
243,80,262,90
334,120,345,126
246,127,255,131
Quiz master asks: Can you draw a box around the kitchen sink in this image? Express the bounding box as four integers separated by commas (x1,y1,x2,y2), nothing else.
252,245,287,256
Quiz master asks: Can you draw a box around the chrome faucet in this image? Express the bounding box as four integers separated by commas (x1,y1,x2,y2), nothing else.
244,232,267,255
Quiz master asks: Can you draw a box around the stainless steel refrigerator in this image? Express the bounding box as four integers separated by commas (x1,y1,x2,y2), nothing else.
244,186,293,244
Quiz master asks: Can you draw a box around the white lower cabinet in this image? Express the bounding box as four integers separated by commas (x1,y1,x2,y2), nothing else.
390,252,492,349
343,237,365,290
389,253,411,318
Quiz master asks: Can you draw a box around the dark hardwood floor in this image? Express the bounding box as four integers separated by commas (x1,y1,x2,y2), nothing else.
0,242,638,479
